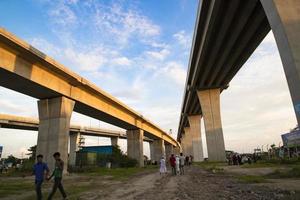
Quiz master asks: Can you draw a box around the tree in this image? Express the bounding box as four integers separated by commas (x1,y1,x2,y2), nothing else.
27,145,37,160
6,155,18,165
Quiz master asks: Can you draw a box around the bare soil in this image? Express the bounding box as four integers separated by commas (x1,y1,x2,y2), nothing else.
77,166,299,200
1,166,300,200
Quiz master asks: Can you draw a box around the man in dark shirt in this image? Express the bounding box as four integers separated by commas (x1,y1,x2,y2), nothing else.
47,152,67,200
33,154,49,200
169,154,176,175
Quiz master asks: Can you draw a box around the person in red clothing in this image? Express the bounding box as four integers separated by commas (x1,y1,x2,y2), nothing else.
169,154,176,175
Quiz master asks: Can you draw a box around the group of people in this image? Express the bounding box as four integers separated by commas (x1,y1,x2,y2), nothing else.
33,152,67,200
159,153,193,175
228,153,252,165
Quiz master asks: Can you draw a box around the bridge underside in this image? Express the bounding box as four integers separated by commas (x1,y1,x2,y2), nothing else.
178,0,271,138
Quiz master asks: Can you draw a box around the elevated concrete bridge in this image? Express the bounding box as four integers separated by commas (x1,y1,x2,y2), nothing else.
0,28,179,170
178,0,300,161
0,113,155,166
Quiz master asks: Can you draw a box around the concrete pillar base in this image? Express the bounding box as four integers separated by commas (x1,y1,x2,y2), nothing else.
152,139,165,163
126,129,144,167
111,137,119,147
183,127,193,156
36,96,75,173
165,144,173,166
69,132,80,166
197,89,226,161
188,115,204,162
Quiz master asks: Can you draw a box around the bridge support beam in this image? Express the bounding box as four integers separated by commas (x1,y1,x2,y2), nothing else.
111,137,119,147
36,96,75,173
261,0,300,126
152,139,165,163
197,89,226,161
69,132,80,166
183,127,193,156
188,115,204,162
126,129,144,167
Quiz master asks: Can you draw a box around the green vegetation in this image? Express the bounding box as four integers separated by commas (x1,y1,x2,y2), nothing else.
193,161,226,173
75,166,155,180
237,175,268,184
242,158,300,169
0,179,32,198
267,166,300,179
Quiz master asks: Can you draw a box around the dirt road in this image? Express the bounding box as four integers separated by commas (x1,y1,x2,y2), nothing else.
78,166,297,200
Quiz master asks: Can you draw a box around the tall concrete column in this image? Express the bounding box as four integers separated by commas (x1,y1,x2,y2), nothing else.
69,132,80,166
261,0,300,125
152,139,165,163
197,89,226,161
180,134,186,154
165,144,173,164
36,96,75,173
111,137,119,147
183,127,193,156
149,142,155,162
126,129,144,167
188,115,204,162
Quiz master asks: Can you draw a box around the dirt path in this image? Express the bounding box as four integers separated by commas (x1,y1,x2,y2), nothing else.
77,166,298,200
2,166,299,200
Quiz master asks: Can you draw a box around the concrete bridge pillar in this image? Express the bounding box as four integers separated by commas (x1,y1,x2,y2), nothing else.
188,115,204,162
197,89,226,161
183,127,193,156
111,137,119,147
180,134,186,154
165,144,173,164
69,132,80,166
261,0,300,126
126,129,144,167
149,142,155,162
152,139,165,163
36,96,75,173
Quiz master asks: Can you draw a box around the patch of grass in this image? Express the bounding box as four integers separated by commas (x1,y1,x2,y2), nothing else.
237,175,268,184
242,159,300,169
77,166,156,180
0,180,33,198
267,166,300,179
194,161,226,173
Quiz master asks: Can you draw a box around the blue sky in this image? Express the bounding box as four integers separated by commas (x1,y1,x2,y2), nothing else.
0,0,297,158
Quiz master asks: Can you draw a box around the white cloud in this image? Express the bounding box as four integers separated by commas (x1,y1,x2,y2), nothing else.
160,61,187,86
94,3,160,45
173,30,191,49
48,1,77,27
111,56,132,66
64,48,106,72
146,48,170,61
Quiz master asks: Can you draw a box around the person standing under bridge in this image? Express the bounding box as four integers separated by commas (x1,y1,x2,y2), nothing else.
159,156,167,175
47,152,67,200
169,154,176,175
179,153,185,175
33,154,49,200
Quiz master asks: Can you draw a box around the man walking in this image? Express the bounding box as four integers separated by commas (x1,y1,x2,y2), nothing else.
47,152,67,200
33,154,49,200
179,153,185,175
169,154,176,175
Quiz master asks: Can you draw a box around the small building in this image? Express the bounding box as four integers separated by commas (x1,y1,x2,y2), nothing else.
76,145,113,167
281,126,300,157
